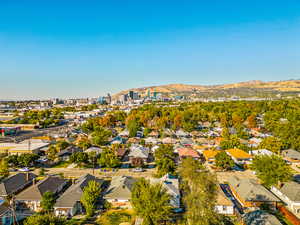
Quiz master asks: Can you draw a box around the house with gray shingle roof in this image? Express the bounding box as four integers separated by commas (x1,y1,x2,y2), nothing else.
15,176,67,212
0,173,37,198
282,149,300,164
150,174,181,209
228,176,280,209
271,181,300,217
243,210,282,225
54,174,104,217
104,176,136,208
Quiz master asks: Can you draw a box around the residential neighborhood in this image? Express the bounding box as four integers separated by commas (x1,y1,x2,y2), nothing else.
1,99,300,225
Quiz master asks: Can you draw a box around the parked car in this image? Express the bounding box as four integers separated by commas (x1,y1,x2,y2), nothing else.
132,168,144,172
18,167,30,172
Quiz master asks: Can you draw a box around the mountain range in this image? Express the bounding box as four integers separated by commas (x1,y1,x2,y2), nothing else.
114,79,300,98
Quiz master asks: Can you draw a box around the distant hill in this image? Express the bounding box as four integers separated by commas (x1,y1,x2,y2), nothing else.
113,79,300,99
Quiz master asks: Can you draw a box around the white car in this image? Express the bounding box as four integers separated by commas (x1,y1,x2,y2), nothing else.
18,167,30,172
132,168,144,172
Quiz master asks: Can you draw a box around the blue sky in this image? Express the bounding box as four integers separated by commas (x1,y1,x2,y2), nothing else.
1,0,300,99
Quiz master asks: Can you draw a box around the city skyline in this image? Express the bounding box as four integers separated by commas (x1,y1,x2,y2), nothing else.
1,1,300,99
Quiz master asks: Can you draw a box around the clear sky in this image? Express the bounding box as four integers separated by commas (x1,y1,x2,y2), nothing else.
1,0,300,100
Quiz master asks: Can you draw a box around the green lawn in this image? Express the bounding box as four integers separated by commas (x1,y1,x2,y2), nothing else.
98,210,135,225
52,161,72,168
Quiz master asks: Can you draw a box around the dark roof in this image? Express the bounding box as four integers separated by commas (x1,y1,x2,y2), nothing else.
16,176,66,201
57,146,82,157
0,173,37,196
54,174,104,208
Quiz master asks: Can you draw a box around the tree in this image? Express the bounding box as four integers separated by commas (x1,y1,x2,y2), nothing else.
154,144,176,177
131,178,172,225
78,138,92,150
55,140,69,151
0,158,9,178
24,214,66,225
179,157,221,225
41,191,55,212
258,137,284,155
215,151,235,171
220,135,243,150
250,155,292,187
47,145,58,161
17,153,39,167
98,148,120,168
81,180,101,217
127,117,139,137
131,157,144,168
91,127,112,146
69,152,88,166
7,155,19,167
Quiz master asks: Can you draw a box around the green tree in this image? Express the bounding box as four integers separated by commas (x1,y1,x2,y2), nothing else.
154,144,176,177
91,127,112,146
250,155,292,187
41,191,55,212
98,148,120,168
17,153,39,167
7,155,19,167
78,138,92,150
0,158,9,178
69,152,88,166
131,178,172,225
215,151,235,171
179,157,221,225
81,180,101,217
258,137,284,155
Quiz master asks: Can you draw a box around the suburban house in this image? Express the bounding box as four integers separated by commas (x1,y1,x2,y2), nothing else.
177,147,200,160
54,174,104,217
0,139,49,155
203,150,219,164
228,176,280,210
128,145,150,164
175,130,190,138
85,146,102,155
104,176,136,208
119,130,129,138
15,176,67,212
57,146,82,161
271,182,300,217
215,185,235,215
150,174,181,210
282,149,300,164
0,173,37,198
243,210,282,225
226,149,252,165
249,149,274,156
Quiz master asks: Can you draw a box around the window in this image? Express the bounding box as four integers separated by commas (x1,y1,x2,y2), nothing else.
223,206,227,211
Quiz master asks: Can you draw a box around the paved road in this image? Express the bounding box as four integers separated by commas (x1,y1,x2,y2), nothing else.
34,167,156,179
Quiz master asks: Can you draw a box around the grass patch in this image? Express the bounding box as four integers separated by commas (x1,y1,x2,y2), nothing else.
52,161,72,168
98,210,134,225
